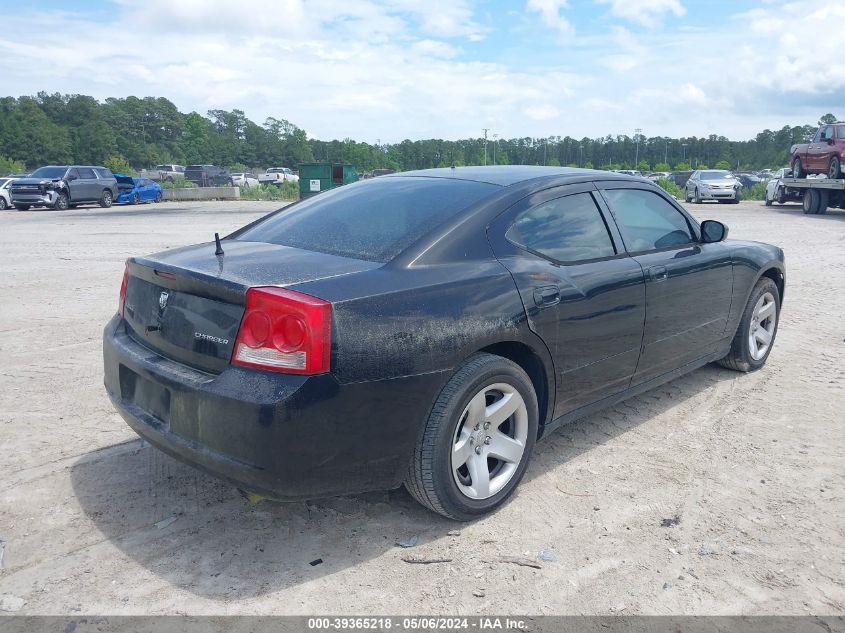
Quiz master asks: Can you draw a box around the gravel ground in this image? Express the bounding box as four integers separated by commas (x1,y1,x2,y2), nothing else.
0,199,843,616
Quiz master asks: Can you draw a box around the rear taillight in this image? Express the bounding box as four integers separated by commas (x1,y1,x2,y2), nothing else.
119,265,129,317
231,287,331,375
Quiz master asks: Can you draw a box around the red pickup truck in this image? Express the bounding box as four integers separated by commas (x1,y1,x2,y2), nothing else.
790,123,845,180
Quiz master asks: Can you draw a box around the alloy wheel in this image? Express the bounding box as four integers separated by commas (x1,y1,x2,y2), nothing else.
748,291,777,361
451,383,528,500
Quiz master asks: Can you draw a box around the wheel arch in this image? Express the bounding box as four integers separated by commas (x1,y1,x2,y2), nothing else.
759,265,785,305
477,339,555,436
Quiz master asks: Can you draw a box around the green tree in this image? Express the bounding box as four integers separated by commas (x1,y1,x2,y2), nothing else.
819,113,839,126
674,162,691,171
0,155,26,175
104,154,133,174
715,160,731,170
637,159,650,172
654,162,670,172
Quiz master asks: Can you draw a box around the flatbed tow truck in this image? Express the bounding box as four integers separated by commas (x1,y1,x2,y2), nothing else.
779,177,845,214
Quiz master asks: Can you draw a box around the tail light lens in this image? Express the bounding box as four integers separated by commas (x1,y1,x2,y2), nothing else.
119,265,129,317
232,287,331,375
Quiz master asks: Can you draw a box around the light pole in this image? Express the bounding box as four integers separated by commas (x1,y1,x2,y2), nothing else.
664,140,668,167
579,144,584,168
482,128,489,166
682,143,688,165
634,128,642,169
492,134,498,165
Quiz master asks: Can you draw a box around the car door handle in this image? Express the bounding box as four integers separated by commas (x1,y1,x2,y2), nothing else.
649,265,668,281
533,285,560,307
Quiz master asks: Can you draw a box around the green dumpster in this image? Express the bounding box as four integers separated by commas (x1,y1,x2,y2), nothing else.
298,163,358,199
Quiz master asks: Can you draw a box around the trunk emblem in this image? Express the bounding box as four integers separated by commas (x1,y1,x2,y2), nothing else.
159,291,169,311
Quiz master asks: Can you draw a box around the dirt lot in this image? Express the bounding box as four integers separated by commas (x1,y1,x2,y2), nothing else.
0,199,843,616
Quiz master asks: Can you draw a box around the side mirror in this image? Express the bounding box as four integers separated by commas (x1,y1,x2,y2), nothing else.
701,220,728,243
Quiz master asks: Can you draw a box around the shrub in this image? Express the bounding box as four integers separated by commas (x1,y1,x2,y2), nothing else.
741,182,767,201
161,176,196,189
238,182,299,201
656,177,684,200
0,155,27,175
104,155,133,175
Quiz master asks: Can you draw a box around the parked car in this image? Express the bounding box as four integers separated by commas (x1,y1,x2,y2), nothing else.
140,164,185,183
684,170,741,203
184,165,232,187
104,166,785,520
646,172,670,182
764,168,802,206
0,176,17,210
666,171,693,188
258,167,299,185
231,172,259,188
790,122,845,179
10,165,117,210
114,174,163,205
735,173,763,189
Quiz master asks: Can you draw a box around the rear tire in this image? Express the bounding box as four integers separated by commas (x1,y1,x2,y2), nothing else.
99,190,113,208
777,186,786,205
828,157,842,180
694,188,702,204
405,353,539,521
155,191,162,203
792,157,805,178
802,189,820,214
131,193,139,205
718,277,780,372
0,197,7,210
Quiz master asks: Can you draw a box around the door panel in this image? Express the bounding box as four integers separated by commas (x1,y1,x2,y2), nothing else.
628,244,733,382
598,184,734,384
488,184,647,417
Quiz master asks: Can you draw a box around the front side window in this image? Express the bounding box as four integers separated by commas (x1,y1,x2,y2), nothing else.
506,192,616,263
602,188,694,252
820,126,833,141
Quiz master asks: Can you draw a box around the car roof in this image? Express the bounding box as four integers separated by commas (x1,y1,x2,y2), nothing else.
388,165,642,187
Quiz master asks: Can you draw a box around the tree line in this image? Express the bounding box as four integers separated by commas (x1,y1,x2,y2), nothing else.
0,92,836,175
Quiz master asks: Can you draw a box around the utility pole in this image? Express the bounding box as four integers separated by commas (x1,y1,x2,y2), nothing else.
634,128,642,169
543,138,547,166
682,143,688,165
492,133,498,165
579,144,584,168
482,128,489,166
664,140,668,166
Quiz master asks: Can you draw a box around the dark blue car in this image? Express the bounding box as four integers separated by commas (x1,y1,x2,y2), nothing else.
115,174,163,205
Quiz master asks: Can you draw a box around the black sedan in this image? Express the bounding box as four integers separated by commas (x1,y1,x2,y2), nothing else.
103,167,785,520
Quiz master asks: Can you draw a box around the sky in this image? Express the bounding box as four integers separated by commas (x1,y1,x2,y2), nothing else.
0,0,842,143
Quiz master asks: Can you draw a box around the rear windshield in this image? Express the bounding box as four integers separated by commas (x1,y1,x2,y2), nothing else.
233,177,499,262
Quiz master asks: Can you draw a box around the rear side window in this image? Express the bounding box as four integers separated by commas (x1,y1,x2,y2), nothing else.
506,192,616,263
77,167,96,179
234,177,499,263
95,168,112,178
602,189,694,252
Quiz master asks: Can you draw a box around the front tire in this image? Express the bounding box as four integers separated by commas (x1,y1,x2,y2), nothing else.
792,157,805,178
131,193,139,205
0,197,7,210
777,186,786,205
99,190,113,208
718,277,780,372
405,353,539,521
154,191,162,203
694,188,702,204
53,192,69,210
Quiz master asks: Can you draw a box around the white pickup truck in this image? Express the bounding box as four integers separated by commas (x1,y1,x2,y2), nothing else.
139,164,185,182
258,167,299,185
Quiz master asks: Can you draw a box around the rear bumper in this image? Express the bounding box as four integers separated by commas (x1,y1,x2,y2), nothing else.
103,315,447,500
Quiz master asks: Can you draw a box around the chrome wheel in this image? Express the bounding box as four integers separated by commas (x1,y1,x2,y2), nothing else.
451,383,528,500
748,291,777,361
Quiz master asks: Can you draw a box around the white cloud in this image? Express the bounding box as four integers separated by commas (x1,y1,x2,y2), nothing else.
526,0,574,37
595,0,685,27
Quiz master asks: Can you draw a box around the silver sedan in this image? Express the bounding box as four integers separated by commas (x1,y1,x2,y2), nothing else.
685,170,741,204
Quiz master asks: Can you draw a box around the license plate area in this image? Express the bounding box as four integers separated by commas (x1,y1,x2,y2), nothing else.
119,365,171,426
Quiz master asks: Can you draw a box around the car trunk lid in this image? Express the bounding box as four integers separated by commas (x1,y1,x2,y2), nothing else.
123,240,380,373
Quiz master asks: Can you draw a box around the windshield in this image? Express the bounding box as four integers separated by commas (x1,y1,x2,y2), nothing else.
29,167,68,179
700,170,734,180
233,177,499,263
267,168,287,173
